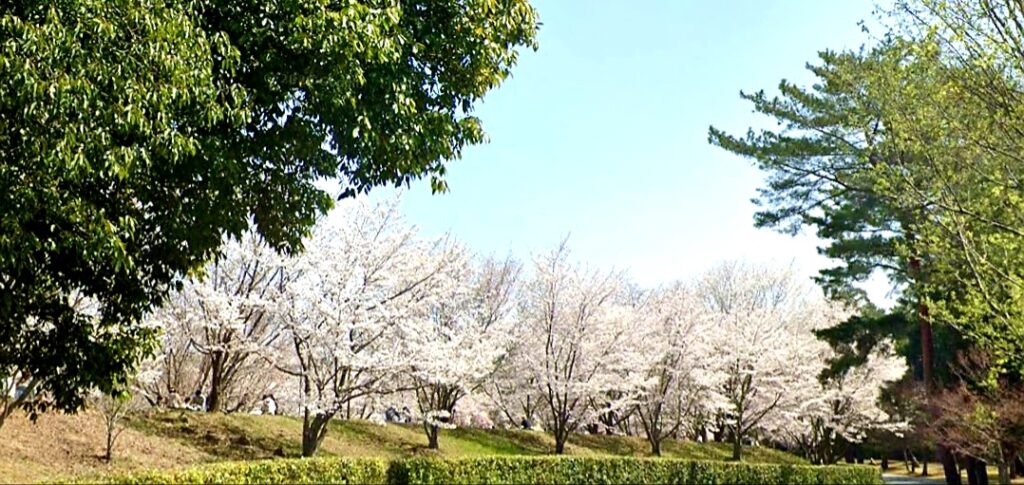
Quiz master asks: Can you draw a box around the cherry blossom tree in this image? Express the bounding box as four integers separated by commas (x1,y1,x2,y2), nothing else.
275,198,462,457
631,283,719,455
485,336,545,430
517,241,639,454
404,256,521,449
127,199,911,463
786,344,908,464
697,262,840,461
145,231,290,412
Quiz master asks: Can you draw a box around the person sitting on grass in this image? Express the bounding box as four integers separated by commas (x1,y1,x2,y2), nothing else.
260,394,278,415
166,390,185,409
188,389,206,411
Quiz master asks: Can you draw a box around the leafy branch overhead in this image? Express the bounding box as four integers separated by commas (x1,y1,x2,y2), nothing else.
0,0,539,425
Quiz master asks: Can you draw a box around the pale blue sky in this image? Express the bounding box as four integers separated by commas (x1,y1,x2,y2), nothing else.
380,0,893,305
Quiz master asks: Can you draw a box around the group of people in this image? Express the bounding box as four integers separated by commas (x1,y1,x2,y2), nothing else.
158,389,278,415
384,406,413,424
161,389,207,411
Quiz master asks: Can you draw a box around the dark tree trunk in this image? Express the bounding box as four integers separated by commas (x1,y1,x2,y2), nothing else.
426,423,440,450
912,254,957,485
302,411,331,457
104,429,114,462
940,447,962,485
998,462,1010,485
967,458,979,485
207,354,223,412
966,457,989,485
554,424,568,454
649,437,662,457
732,433,742,461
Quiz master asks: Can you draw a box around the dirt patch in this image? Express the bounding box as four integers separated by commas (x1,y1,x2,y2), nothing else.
0,410,213,483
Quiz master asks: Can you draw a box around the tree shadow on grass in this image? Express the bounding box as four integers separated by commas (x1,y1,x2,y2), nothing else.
127,411,301,460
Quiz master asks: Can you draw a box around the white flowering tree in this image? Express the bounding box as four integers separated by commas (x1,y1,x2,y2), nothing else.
146,231,289,412
404,256,521,449
696,262,838,461
518,241,640,454
785,343,907,464
631,283,719,455
485,334,545,430
276,198,460,457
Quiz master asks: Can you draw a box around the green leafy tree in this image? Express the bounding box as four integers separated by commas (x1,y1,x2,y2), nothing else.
0,0,538,428
876,0,1024,380
708,44,917,305
707,38,970,483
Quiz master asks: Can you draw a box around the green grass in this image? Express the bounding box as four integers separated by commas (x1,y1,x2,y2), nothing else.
127,410,805,465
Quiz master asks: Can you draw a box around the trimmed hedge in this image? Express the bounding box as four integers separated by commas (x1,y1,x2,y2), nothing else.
395,457,882,484
80,456,882,484
84,458,389,484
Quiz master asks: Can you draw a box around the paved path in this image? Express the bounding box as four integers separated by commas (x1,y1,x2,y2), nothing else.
882,474,949,485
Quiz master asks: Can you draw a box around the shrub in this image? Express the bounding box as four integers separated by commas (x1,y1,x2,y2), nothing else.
83,458,389,484
393,457,881,484
78,456,881,484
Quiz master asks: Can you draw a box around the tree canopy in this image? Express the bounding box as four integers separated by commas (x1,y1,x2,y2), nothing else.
0,0,538,426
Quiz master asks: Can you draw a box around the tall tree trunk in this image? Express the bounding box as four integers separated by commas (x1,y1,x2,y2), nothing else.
967,457,980,485
732,432,742,461
912,256,960,485
919,301,933,397
207,353,223,412
940,447,962,485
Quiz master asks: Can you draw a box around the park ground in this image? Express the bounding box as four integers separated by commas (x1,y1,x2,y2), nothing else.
0,410,805,483
882,462,1024,485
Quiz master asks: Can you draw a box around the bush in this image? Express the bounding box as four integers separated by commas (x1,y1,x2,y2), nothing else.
80,456,881,484
84,458,389,484
393,457,881,484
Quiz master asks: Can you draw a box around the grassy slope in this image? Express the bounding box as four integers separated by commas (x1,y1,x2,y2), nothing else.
128,411,805,463
0,411,212,484
0,410,805,483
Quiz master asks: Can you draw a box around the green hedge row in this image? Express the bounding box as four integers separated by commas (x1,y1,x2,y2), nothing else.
393,457,882,484
83,456,882,484
85,458,389,484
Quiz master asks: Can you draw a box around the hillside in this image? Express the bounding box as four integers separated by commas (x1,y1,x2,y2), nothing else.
0,410,805,483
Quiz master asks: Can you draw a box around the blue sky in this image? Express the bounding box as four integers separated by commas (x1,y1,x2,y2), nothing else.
379,0,894,305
